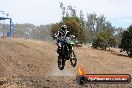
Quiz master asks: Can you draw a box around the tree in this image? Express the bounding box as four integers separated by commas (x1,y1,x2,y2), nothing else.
85,13,116,43
86,13,97,32
50,23,61,38
92,31,117,50
50,17,88,43
62,17,80,37
96,15,106,33
114,27,124,47
79,11,85,28
63,16,88,43
119,25,132,57
60,2,65,17
50,3,88,44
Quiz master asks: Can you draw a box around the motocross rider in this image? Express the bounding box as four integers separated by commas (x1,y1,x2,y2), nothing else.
54,25,74,55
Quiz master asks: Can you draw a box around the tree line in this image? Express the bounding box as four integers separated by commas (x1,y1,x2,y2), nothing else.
50,2,132,57
0,2,131,57
50,2,124,47
0,23,52,41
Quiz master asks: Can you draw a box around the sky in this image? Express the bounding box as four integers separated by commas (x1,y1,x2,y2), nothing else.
0,0,132,28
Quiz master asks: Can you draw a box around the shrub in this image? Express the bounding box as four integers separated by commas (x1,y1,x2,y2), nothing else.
119,25,132,57
92,31,117,50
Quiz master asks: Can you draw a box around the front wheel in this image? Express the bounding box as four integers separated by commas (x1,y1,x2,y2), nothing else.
70,51,77,67
58,55,65,70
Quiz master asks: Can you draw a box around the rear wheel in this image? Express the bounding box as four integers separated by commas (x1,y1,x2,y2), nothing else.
70,51,77,67
58,55,65,70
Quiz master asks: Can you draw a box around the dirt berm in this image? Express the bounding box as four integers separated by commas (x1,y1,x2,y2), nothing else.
0,38,132,88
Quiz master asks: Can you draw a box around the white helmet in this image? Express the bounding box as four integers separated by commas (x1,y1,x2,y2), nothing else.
61,25,67,32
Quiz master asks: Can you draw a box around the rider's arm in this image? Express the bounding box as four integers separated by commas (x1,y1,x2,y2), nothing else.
55,31,59,37
65,31,70,37
53,32,58,40
65,31,75,38
54,30,62,40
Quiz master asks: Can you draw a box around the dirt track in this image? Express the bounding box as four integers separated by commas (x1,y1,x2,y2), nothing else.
0,38,132,88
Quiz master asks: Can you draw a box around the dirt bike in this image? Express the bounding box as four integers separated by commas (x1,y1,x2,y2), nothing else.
57,38,77,70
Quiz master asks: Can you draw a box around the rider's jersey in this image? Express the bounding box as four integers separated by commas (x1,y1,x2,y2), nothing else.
55,29,70,42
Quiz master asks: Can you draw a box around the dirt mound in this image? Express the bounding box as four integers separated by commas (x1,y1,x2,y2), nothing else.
0,38,57,76
0,38,132,88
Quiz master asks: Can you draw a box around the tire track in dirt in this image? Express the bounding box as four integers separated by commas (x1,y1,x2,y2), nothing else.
0,39,132,88
49,61,77,77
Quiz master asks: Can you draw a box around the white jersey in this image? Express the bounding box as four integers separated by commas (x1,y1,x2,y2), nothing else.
55,30,70,42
